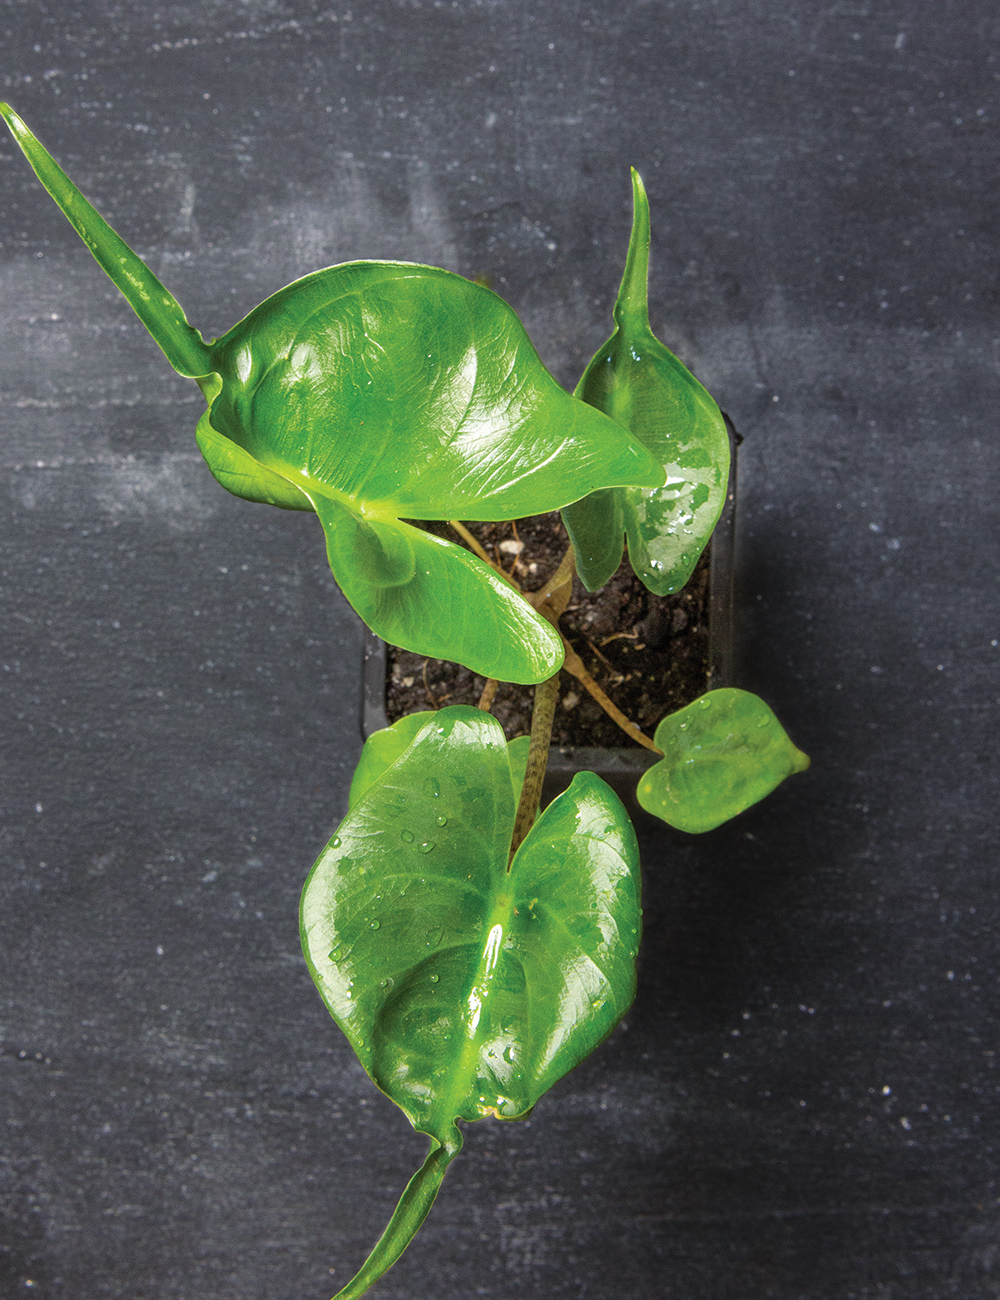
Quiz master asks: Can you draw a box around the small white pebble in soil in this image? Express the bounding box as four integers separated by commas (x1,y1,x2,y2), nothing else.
561,691,580,711
499,539,525,555
401,676,414,688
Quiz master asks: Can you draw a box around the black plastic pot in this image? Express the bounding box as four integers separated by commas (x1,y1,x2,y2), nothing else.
361,417,739,809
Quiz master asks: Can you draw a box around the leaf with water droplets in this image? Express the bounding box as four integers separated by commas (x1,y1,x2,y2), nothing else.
561,170,731,596
349,710,530,811
636,688,810,832
301,705,640,1296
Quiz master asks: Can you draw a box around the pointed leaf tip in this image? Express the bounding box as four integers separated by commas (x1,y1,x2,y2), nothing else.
0,106,212,379
614,168,651,331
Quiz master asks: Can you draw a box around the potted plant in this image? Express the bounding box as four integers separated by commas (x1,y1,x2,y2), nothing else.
362,409,739,806
1,104,809,1300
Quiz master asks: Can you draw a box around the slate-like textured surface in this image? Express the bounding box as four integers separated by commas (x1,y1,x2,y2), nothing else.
1,2,997,1297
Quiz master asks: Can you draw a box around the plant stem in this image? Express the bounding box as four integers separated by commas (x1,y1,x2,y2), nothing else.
450,524,658,755
509,672,561,861
559,636,662,754
448,519,493,566
477,678,499,712
331,1130,462,1300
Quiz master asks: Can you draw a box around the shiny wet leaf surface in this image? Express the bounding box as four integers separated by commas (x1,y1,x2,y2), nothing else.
637,688,811,833
303,705,641,1141
562,170,730,596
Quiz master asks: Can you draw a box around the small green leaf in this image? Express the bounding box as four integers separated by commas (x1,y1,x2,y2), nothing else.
2,109,667,682
302,706,640,1296
562,170,730,595
636,688,810,833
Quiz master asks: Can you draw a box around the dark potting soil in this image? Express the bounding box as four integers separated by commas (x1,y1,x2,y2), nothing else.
384,513,710,749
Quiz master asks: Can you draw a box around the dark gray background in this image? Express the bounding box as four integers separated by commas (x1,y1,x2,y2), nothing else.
1,2,997,1297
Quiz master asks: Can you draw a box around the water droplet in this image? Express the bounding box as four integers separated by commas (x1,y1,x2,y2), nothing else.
418,841,435,854
443,1033,452,1041
357,1037,364,1046
435,814,448,827
756,714,772,728
698,696,713,710
679,722,688,731
370,919,381,930
400,830,415,843
423,777,440,798
328,946,343,962
503,1044,516,1063
425,927,443,948
430,973,440,983
380,977,393,991
331,836,341,848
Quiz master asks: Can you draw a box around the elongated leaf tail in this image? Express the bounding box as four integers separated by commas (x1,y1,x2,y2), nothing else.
613,168,652,331
0,104,214,378
331,1129,463,1300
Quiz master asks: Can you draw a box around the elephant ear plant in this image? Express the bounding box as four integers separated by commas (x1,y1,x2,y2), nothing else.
2,105,810,1299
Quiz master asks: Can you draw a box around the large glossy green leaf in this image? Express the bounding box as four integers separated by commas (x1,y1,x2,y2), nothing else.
206,260,663,521
2,106,667,682
562,170,730,595
636,688,810,833
302,705,640,1297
